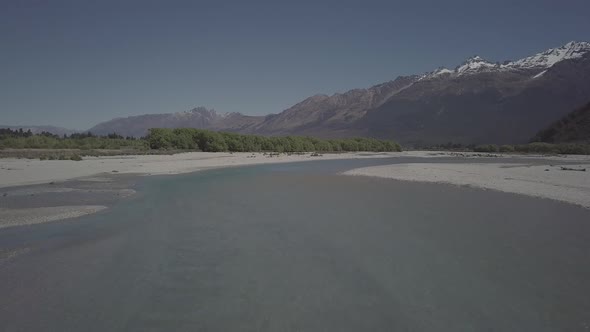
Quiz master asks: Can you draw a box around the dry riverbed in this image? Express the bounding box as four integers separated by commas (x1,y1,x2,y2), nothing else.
2,150,586,188
0,151,404,188
1,151,589,228
343,161,590,208
0,206,107,229
0,173,138,229
0,151,399,228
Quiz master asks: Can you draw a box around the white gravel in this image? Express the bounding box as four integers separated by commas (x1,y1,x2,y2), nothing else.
343,163,590,208
4,150,589,189
0,151,405,188
0,206,108,229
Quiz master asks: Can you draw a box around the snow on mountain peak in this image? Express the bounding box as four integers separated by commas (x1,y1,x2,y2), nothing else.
506,41,590,70
466,55,485,62
416,41,590,81
417,67,453,81
456,55,497,75
433,67,453,76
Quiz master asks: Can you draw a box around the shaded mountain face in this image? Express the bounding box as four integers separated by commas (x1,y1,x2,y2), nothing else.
533,101,590,143
88,41,590,144
0,125,76,136
246,75,420,137
250,41,590,144
362,49,590,145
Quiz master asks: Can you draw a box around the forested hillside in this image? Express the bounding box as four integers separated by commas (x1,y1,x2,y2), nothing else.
532,101,590,143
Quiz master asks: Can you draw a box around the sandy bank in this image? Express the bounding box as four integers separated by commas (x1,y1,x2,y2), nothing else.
0,206,107,229
3,150,589,189
0,151,403,188
343,162,590,208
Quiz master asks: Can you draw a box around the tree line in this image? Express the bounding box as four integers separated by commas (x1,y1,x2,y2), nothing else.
0,128,52,138
0,128,137,140
410,140,590,155
473,142,590,155
3,127,589,155
147,128,402,152
0,128,146,150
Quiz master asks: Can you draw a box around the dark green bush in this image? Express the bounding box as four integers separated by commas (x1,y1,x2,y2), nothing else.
146,128,402,153
499,145,515,153
514,143,590,155
474,144,499,152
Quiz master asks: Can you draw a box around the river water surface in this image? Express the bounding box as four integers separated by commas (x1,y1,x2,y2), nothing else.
1,158,590,331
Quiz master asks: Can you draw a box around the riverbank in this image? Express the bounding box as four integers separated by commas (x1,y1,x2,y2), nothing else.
0,206,107,229
343,161,590,208
2,151,590,228
0,173,139,229
0,151,403,228
2,155,590,331
0,151,405,188
2,150,588,188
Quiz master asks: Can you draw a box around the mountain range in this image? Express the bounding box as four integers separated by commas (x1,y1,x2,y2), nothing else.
361,41,590,145
22,41,590,145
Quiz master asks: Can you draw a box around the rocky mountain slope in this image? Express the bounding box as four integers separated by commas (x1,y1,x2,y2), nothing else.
362,43,590,145
246,75,420,137
88,41,590,144
532,101,590,143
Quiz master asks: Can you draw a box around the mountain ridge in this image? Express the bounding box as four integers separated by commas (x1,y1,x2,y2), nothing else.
87,41,590,144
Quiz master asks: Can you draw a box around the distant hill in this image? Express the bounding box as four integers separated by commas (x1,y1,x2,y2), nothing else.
88,107,264,138
532,101,590,143
243,76,419,138
87,41,590,145
0,125,76,137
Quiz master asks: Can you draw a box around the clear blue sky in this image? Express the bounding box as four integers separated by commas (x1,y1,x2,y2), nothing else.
1,0,589,129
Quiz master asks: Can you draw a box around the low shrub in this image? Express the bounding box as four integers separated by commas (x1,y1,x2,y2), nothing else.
499,145,515,153
473,144,499,153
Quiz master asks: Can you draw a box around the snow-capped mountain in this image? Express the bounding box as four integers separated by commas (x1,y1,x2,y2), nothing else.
420,41,590,80
506,41,590,70
420,67,454,79
88,41,590,144
456,56,498,75
363,41,590,144
251,41,590,143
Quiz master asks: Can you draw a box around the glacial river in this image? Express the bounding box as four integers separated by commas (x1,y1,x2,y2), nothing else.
1,158,590,331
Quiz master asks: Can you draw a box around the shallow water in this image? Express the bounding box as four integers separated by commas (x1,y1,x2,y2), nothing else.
1,158,590,331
